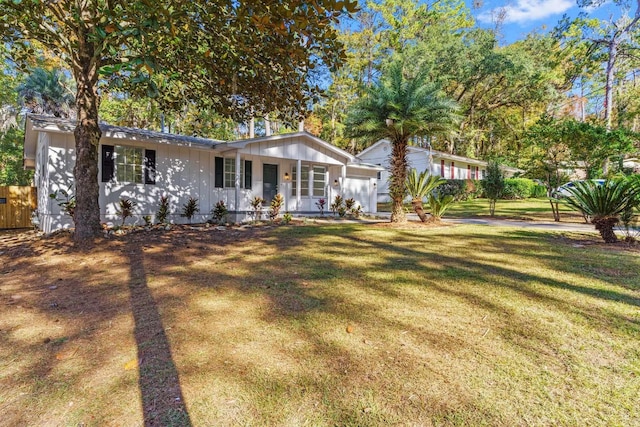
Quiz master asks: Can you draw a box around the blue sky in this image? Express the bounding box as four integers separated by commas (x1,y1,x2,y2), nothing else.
469,0,624,43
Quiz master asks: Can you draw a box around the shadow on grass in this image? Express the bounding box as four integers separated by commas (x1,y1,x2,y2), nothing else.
126,240,192,426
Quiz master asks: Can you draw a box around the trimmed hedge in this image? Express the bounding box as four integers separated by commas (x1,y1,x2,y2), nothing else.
503,178,536,199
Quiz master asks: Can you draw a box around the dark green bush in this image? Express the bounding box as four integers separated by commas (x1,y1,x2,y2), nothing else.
503,178,536,199
435,179,481,201
531,185,547,198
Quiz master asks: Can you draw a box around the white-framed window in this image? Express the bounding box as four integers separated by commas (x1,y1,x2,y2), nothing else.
224,158,244,188
292,165,309,196
115,145,143,183
313,166,326,197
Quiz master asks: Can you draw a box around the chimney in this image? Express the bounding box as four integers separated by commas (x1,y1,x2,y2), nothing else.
249,117,255,138
298,120,304,132
265,117,271,136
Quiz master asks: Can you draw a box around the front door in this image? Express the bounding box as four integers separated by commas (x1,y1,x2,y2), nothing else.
263,164,278,203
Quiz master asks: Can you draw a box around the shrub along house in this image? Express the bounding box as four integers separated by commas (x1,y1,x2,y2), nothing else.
357,139,521,202
24,115,381,233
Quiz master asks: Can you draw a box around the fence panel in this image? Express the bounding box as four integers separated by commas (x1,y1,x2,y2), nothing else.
0,186,37,229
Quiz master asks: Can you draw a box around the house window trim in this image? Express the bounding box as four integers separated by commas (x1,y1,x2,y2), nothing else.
221,157,252,189
115,145,144,184
293,163,327,197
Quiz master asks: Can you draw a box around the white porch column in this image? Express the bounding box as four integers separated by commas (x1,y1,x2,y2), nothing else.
296,158,302,210
235,151,241,214
341,164,347,190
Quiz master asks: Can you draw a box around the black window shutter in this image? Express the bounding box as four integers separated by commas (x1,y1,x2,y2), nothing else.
101,145,114,182
214,157,223,188
144,149,156,184
244,160,252,189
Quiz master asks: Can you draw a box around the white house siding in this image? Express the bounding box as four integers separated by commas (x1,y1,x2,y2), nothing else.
357,140,491,202
342,168,378,213
27,116,382,232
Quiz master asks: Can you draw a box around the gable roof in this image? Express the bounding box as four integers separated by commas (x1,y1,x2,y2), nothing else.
221,131,357,163
357,139,522,174
24,114,382,171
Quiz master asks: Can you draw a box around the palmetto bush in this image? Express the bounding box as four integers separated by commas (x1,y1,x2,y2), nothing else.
563,178,640,243
405,169,445,222
428,193,455,221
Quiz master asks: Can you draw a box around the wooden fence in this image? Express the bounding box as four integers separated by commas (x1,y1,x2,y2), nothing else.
0,186,37,229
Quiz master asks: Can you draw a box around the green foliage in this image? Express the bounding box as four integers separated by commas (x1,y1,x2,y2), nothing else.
156,196,170,224
116,198,136,226
531,185,548,198
212,200,228,224
0,127,33,186
181,197,200,223
346,59,459,222
405,169,445,200
563,178,640,243
503,178,536,199
483,161,505,216
282,212,293,224
143,215,152,226
17,68,75,117
428,193,455,220
268,194,284,221
434,179,480,201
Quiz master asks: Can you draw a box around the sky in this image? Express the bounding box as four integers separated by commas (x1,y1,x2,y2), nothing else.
469,0,625,44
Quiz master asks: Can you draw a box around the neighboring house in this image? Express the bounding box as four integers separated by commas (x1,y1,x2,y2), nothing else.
357,139,521,202
24,115,381,233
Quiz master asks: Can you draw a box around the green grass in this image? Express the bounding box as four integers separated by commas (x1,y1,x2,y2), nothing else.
379,198,586,222
1,224,638,426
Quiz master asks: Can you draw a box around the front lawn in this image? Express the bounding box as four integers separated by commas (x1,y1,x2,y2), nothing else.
1,224,638,426
379,198,586,222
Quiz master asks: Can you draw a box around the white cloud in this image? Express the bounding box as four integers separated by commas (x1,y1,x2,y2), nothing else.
477,0,574,25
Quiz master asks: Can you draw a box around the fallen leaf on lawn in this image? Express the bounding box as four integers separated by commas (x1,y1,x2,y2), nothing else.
55,348,78,360
346,325,354,333
124,358,138,371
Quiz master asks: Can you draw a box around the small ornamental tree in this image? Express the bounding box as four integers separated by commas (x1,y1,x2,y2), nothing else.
563,178,640,243
484,161,505,216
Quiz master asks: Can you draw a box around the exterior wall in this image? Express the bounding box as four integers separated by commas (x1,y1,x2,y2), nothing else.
358,140,488,203
35,131,379,232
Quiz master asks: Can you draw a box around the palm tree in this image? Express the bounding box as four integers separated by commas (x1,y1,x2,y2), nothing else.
17,68,75,118
347,61,459,222
563,178,640,243
405,169,445,222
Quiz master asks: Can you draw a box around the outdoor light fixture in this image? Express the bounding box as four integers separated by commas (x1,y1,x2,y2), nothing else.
284,172,291,181
333,179,339,186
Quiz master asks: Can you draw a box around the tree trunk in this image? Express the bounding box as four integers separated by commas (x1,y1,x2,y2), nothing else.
549,199,560,222
72,42,102,241
389,137,408,223
593,216,619,243
412,199,427,222
489,199,496,216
